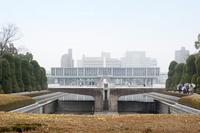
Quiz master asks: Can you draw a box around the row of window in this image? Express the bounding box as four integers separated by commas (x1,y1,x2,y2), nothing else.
51,67,160,77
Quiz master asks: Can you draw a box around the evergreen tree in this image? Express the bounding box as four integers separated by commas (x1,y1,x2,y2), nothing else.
40,67,47,90
21,59,32,91
195,55,200,75
166,78,171,89
30,63,37,91
2,54,19,92
174,63,184,86
191,74,198,86
196,76,200,93
30,60,41,90
166,61,177,89
0,59,12,93
186,55,196,80
180,64,191,84
0,58,2,93
15,56,24,91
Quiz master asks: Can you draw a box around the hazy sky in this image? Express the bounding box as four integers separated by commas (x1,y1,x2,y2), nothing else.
0,0,200,72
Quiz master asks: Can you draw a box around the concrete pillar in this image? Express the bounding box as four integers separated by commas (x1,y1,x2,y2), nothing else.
94,94,103,112
143,78,145,85
144,78,148,86
147,78,149,86
109,95,119,112
151,78,153,86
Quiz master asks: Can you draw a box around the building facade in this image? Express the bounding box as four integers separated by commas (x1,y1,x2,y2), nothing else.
158,73,168,84
121,51,157,67
105,58,121,67
50,67,160,86
77,51,157,68
175,47,190,63
77,52,121,68
51,50,160,86
77,56,104,67
61,49,74,68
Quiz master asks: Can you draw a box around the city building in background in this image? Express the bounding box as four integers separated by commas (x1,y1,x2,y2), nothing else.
101,52,111,59
77,52,121,67
121,51,157,67
77,55,104,67
49,49,160,86
77,51,156,68
61,49,74,68
175,47,190,63
105,58,121,67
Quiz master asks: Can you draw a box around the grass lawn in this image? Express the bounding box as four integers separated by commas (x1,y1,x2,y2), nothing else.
0,94,35,111
0,113,200,133
178,94,200,110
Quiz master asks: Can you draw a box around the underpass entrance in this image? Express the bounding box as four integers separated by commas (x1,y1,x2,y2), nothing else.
118,94,156,114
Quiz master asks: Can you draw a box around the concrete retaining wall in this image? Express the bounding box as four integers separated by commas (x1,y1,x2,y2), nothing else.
56,101,94,113
43,100,58,114
155,101,170,114
155,100,199,114
118,101,156,113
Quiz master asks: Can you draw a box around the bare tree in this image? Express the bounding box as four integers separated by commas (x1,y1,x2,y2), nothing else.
0,24,19,55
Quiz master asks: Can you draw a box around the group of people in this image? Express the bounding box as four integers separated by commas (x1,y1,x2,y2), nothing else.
177,83,195,94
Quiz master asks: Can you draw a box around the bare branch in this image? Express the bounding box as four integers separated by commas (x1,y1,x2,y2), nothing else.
0,24,20,55
0,24,20,45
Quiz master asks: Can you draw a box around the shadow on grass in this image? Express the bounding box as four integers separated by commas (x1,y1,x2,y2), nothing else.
0,123,44,133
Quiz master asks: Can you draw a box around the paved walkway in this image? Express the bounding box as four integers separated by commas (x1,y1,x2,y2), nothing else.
149,92,180,102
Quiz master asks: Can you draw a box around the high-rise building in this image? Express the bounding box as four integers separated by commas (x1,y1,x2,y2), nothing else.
77,51,157,68
121,51,157,67
77,52,121,67
77,56,104,67
175,47,190,63
101,52,111,59
105,58,121,67
61,49,74,68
